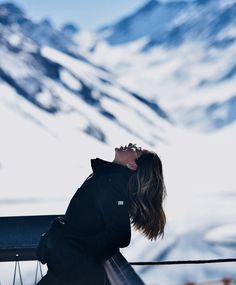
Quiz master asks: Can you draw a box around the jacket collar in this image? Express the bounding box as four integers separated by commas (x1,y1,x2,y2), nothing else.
90,157,135,179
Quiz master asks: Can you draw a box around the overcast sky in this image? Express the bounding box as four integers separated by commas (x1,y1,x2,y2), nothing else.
0,0,193,30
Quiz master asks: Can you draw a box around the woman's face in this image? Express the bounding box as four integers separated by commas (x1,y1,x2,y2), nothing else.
113,143,148,170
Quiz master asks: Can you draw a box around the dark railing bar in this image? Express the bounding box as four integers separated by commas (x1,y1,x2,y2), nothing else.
130,258,236,265
1,215,236,266
1,253,236,265
0,249,37,262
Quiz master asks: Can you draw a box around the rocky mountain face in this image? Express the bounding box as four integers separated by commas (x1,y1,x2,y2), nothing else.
0,2,170,145
1,1,236,134
91,0,236,132
100,0,236,50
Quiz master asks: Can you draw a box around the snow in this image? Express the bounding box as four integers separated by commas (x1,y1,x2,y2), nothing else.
219,0,236,9
41,46,106,85
59,69,82,91
74,30,98,52
0,78,167,204
1,79,236,283
88,38,236,131
0,1,236,284
0,46,33,79
205,223,236,247
1,49,236,285
36,88,56,107
7,33,22,47
102,0,188,45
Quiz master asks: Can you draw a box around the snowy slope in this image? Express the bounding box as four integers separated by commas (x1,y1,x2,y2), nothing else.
0,2,172,207
89,40,236,131
80,0,236,132
0,2,236,285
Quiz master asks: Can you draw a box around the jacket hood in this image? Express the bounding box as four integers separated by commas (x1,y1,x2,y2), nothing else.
90,158,135,180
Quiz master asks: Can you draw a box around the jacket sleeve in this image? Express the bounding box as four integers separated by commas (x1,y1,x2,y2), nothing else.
74,174,131,257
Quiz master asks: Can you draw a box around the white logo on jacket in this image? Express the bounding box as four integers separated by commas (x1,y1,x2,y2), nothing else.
117,201,124,205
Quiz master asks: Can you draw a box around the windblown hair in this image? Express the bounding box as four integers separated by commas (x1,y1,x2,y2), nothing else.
127,151,167,241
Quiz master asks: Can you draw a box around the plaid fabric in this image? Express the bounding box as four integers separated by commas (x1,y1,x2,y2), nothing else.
104,251,145,285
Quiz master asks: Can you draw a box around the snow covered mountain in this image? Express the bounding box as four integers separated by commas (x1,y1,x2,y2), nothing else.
0,2,171,144
81,0,236,132
99,0,236,49
0,1,236,285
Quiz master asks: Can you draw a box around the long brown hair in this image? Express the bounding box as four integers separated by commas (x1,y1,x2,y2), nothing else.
127,151,167,241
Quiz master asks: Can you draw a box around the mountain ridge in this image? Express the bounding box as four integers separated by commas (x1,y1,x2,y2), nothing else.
0,1,170,146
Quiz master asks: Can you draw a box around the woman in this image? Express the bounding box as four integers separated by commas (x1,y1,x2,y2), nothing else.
37,143,167,285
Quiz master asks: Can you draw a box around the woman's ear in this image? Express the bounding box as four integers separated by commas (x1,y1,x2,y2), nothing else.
126,163,137,171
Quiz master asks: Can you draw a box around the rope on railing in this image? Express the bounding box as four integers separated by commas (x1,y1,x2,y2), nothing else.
12,254,23,285
148,277,236,285
34,261,43,285
1,215,235,285
193,277,236,285
130,259,236,285
10,258,44,285
130,258,236,265
2,257,236,285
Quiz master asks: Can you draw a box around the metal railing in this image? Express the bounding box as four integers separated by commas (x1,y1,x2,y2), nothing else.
0,215,235,285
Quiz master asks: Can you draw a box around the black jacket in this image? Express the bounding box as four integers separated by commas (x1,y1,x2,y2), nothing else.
64,157,135,262
37,158,135,285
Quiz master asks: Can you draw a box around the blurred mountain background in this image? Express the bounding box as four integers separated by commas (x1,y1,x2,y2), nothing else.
0,0,236,284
